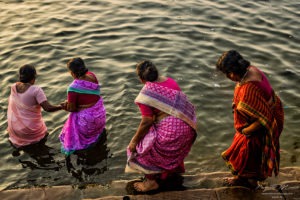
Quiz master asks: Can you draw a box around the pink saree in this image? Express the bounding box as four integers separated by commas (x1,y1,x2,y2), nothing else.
59,79,106,155
126,82,197,175
7,84,47,147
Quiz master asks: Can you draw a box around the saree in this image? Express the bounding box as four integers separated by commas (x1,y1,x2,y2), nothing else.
7,84,47,147
126,82,197,175
59,79,106,155
222,82,284,180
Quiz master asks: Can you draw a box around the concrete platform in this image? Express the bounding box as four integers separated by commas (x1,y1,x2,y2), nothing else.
1,167,299,200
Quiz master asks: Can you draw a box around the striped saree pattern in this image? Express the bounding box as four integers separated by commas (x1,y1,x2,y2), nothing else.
222,82,284,180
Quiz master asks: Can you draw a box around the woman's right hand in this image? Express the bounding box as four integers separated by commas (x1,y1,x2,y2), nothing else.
128,140,137,153
60,101,68,110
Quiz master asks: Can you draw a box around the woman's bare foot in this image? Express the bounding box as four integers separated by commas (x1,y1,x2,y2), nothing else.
223,177,262,190
133,179,159,192
223,176,240,186
223,176,250,187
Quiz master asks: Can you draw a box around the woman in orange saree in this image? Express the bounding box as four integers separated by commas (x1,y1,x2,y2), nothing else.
216,50,284,189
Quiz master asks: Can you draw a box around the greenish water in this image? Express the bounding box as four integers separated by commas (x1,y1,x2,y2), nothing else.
0,0,299,190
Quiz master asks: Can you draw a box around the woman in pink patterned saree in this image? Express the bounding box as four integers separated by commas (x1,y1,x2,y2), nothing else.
126,60,197,192
60,58,106,155
7,64,62,148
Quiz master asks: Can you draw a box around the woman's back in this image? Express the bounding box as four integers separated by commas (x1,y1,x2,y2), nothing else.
14,83,47,107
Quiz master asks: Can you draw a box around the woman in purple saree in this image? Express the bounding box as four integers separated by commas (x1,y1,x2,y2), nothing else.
60,58,106,155
126,60,197,192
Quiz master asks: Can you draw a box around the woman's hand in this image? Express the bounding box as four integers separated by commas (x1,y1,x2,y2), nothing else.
128,140,137,152
241,128,251,137
60,101,68,110
60,101,77,112
241,120,262,137
128,116,154,153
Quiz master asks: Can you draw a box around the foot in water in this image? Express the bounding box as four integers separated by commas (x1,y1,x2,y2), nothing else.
133,179,159,192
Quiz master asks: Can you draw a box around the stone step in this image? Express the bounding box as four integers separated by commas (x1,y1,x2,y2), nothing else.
0,167,299,200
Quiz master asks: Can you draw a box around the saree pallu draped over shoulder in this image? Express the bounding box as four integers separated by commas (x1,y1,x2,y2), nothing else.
126,82,197,175
222,82,284,180
59,79,106,155
7,84,47,147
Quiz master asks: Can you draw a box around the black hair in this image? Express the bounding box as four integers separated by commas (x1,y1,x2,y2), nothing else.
19,64,37,83
67,57,88,78
136,60,158,82
216,50,250,77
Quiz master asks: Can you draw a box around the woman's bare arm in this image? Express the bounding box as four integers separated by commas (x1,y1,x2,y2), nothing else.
242,120,263,136
40,101,63,112
128,116,154,152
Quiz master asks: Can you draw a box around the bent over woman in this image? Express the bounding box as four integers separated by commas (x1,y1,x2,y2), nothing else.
126,60,197,192
216,50,284,189
60,57,106,155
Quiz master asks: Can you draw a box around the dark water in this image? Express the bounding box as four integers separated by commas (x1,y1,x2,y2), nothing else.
0,0,299,190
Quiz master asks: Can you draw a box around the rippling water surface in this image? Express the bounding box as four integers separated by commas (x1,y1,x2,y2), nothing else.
0,0,299,190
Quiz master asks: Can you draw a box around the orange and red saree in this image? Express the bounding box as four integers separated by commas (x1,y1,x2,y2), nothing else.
222,82,284,180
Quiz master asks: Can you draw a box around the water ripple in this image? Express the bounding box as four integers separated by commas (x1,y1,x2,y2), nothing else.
0,0,299,188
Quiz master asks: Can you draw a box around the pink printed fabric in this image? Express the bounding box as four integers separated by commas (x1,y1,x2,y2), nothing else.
126,82,197,174
7,84,47,147
127,116,196,174
59,98,106,155
59,79,106,155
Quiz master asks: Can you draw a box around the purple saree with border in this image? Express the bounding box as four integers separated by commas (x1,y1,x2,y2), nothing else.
59,79,106,155
126,82,197,175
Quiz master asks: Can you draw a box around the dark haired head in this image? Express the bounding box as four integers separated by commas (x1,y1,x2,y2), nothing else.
136,60,158,82
19,64,37,83
67,57,88,78
216,50,250,77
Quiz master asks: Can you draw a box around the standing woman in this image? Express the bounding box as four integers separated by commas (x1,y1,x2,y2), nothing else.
216,50,284,189
7,64,62,148
126,60,197,192
60,57,106,155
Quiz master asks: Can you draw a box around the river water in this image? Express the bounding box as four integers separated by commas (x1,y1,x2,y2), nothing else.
0,0,299,190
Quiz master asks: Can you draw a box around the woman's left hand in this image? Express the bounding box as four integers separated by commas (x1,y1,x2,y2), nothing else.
128,140,137,152
241,128,251,137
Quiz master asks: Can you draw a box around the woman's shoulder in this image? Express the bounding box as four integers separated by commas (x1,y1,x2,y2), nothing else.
29,84,43,91
28,85,46,96
249,66,263,77
238,81,263,95
165,77,181,91
165,76,174,81
14,83,42,94
85,71,99,84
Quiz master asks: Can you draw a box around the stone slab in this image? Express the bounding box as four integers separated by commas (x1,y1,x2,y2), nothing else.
1,167,300,200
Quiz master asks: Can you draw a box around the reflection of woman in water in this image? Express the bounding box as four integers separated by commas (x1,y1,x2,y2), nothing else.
65,129,109,181
60,57,106,155
7,64,62,148
14,136,61,171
